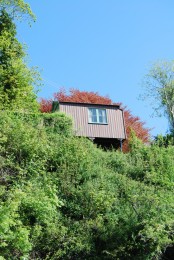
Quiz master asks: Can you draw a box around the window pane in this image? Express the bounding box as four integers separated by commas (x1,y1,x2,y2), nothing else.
88,108,107,123
92,115,97,122
91,109,97,116
99,115,103,123
89,108,97,123
103,110,107,123
88,109,92,123
99,109,107,123
98,109,103,116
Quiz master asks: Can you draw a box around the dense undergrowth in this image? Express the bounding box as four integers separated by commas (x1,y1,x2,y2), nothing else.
0,112,173,259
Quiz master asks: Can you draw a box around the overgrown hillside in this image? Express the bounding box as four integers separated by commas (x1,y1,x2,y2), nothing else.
0,112,173,259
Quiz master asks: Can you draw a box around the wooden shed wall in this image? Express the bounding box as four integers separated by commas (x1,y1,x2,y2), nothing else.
59,103,126,139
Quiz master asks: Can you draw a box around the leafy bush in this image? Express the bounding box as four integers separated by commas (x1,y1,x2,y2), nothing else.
0,112,173,259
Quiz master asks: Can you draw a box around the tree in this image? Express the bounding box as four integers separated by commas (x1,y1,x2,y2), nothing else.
40,88,150,152
0,0,35,21
40,98,53,113
142,60,174,132
0,7,39,112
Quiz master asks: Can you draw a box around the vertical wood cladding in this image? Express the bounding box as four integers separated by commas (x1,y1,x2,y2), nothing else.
59,102,126,139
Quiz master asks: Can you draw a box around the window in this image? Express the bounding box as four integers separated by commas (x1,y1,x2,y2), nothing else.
88,108,107,124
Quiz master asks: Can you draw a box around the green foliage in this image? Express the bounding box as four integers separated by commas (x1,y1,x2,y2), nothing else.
42,112,73,135
0,0,35,21
142,60,174,132
154,134,174,147
0,9,39,112
0,112,173,259
0,3,172,257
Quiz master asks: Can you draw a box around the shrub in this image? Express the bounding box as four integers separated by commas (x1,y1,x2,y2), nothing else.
0,112,173,259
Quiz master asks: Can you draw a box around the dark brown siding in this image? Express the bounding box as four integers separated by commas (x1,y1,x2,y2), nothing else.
59,103,126,139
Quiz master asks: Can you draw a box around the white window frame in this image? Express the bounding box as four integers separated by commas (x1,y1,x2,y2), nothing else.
88,108,108,124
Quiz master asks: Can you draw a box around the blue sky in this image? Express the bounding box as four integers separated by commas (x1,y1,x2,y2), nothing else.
17,0,174,136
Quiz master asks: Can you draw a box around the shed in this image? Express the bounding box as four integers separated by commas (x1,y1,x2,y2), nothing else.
53,101,126,149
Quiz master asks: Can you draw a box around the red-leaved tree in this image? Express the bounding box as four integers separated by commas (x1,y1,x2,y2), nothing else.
40,88,150,152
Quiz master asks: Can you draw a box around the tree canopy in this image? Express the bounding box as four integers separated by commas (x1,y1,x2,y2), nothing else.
0,0,35,21
142,60,174,133
0,8,39,112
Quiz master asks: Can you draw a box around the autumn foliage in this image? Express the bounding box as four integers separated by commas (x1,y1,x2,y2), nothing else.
39,98,52,113
40,88,150,152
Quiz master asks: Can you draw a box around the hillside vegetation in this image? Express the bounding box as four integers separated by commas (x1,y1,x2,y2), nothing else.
0,111,173,259
0,1,174,259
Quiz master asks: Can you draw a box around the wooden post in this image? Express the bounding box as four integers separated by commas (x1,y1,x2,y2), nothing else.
118,138,123,152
